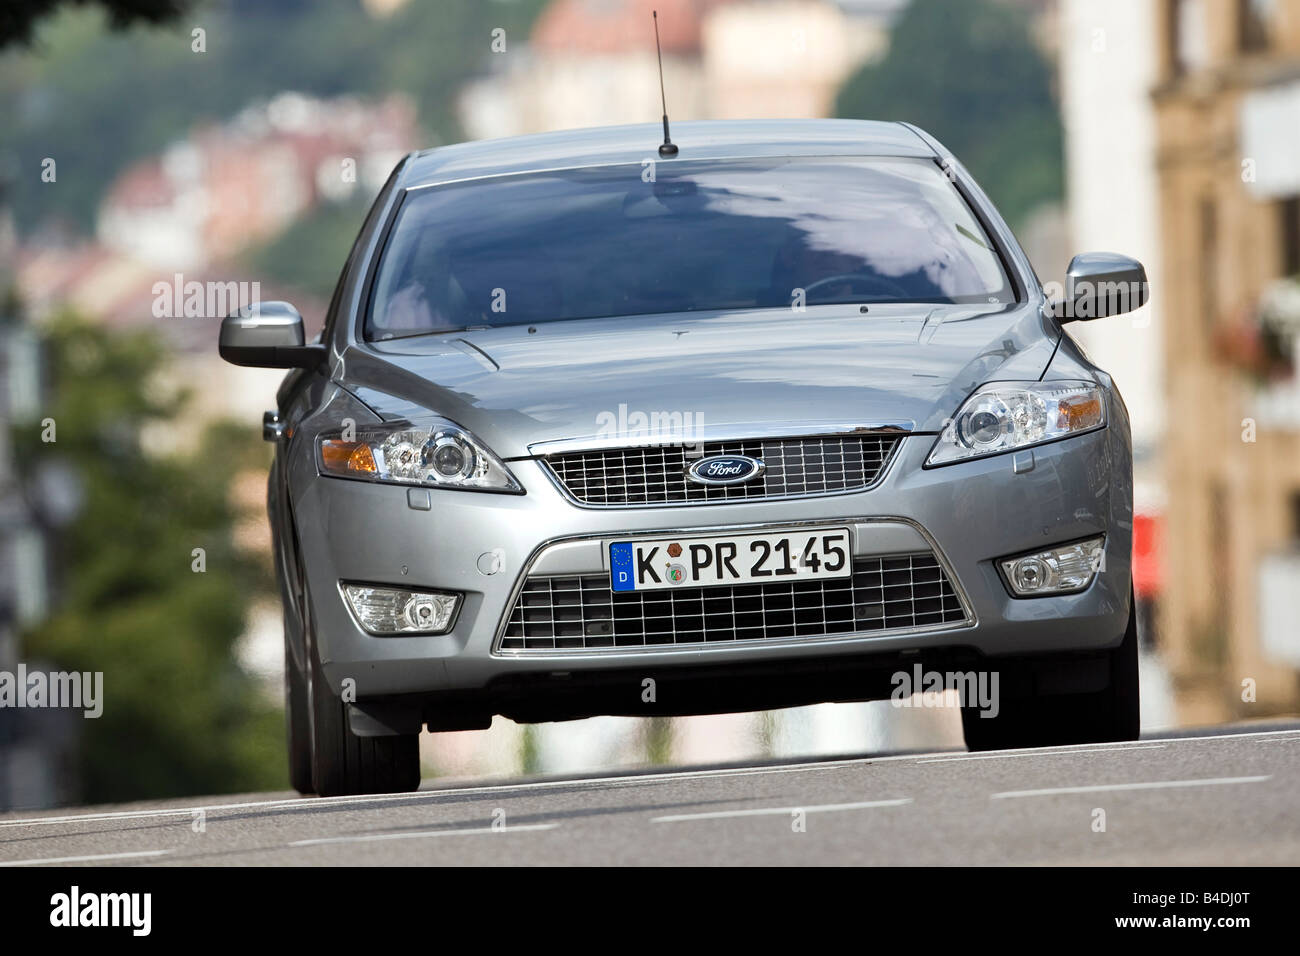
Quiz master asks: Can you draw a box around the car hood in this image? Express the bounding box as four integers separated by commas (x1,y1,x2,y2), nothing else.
337,303,1060,459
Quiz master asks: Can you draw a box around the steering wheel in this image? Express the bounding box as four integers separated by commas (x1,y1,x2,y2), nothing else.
803,273,911,301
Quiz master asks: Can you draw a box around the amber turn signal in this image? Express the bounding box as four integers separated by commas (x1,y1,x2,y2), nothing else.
320,440,378,474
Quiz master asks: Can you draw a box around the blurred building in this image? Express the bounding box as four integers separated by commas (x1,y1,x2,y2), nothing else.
97,92,417,271
703,1,892,119
1153,0,1300,720
1059,1,1168,661
458,0,902,139
15,93,418,451
1060,1,1165,464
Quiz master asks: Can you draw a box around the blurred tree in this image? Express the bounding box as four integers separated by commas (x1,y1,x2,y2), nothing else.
0,0,550,232
378,0,550,150
11,313,283,801
0,0,189,49
834,0,1063,229
641,717,674,766
519,724,541,776
239,197,371,302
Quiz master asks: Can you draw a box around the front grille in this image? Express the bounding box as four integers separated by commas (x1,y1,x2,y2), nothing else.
498,552,967,652
543,434,901,506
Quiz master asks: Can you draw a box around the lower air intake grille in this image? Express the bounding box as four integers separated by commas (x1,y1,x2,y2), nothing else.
498,552,967,652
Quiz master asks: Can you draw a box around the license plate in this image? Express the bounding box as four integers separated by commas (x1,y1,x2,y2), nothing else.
609,528,852,592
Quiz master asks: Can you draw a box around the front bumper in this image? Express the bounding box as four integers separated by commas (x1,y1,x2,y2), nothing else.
291,426,1132,703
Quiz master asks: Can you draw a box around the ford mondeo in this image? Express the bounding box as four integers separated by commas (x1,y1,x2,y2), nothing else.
220,120,1147,796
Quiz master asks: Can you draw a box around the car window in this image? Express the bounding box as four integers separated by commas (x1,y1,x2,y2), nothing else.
365,157,1014,339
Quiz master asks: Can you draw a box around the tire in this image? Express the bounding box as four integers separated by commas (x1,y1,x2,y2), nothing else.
285,634,315,795
275,470,316,795
961,589,1140,751
303,591,421,797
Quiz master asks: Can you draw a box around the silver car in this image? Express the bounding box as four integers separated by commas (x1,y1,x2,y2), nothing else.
220,120,1146,796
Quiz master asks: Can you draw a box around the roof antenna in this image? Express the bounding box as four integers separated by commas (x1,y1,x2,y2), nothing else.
653,11,678,157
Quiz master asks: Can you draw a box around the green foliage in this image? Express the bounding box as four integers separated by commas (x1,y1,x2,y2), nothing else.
834,0,1063,229
641,716,674,766
12,313,282,801
519,723,540,776
239,197,371,302
0,0,550,231
0,0,190,50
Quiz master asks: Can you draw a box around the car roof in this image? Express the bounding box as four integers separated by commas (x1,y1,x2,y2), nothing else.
400,119,937,188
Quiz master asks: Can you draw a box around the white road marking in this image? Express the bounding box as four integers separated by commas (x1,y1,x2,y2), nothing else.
0,727,1294,830
0,849,171,867
0,761,881,829
918,744,1165,763
653,798,911,823
1146,728,1300,744
289,823,559,846
992,775,1273,799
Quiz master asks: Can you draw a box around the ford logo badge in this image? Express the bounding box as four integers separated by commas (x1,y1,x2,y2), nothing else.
686,455,765,486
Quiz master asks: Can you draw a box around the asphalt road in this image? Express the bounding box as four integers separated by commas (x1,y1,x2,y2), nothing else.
1,723,1296,866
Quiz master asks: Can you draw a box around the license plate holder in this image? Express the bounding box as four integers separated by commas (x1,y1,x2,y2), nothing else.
609,528,852,593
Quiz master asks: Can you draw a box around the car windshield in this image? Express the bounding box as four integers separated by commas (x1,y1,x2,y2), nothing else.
365,156,1014,340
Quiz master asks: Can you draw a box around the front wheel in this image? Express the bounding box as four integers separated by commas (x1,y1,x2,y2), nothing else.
307,645,422,796
961,591,1140,752
285,634,315,795
301,582,421,797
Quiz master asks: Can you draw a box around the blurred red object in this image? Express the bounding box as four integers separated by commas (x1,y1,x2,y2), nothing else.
1132,511,1163,598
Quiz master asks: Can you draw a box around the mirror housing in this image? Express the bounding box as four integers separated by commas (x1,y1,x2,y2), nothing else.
219,302,326,369
1052,252,1149,322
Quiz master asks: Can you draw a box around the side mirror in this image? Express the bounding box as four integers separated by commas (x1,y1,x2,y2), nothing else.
1052,252,1149,322
219,302,326,368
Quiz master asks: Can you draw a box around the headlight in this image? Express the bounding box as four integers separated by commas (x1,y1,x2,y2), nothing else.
926,380,1105,466
317,417,522,493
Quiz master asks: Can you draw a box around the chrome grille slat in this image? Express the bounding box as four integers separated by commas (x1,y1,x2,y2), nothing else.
499,552,967,652
544,435,900,506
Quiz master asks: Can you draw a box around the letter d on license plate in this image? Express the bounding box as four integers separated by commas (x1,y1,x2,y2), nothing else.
609,528,851,593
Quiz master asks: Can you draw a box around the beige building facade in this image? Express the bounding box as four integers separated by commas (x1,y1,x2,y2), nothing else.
1154,0,1300,721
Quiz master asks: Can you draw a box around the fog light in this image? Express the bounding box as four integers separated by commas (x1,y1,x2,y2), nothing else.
341,584,461,635
999,536,1105,597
